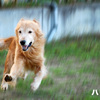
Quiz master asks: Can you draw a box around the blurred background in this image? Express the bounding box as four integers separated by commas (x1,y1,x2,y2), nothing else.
0,0,100,100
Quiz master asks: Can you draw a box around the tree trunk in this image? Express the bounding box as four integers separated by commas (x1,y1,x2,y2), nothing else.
0,0,2,8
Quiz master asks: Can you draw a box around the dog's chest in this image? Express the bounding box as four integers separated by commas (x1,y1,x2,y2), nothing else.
24,56,43,73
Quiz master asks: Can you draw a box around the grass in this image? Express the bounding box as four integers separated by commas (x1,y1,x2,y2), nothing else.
0,35,100,100
2,0,51,8
45,35,100,60
0,50,7,66
2,0,100,8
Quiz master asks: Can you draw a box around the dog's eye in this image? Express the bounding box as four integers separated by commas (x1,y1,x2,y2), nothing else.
28,31,32,34
19,31,21,34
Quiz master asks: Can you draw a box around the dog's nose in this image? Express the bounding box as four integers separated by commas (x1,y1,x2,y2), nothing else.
20,40,26,45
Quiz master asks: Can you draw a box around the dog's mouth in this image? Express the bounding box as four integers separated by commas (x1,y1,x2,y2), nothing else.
21,42,32,51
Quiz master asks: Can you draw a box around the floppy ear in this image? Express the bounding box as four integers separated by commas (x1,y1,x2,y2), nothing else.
20,18,25,21
33,19,40,27
15,19,24,35
15,18,25,33
35,29,44,38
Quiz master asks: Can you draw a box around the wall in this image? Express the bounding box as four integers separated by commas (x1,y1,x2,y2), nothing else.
0,3,100,41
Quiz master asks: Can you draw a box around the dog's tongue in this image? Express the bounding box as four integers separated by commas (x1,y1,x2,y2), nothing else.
22,45,28,51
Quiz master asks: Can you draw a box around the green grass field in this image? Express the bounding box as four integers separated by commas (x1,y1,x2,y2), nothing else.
0,35,100,100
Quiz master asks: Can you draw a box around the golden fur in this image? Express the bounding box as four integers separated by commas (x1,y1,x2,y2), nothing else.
0,19,47,91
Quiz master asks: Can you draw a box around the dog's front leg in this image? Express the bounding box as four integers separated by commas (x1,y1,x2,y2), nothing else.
1,64,17,91
1,77,8,91
4,61,25,89
31,65,47,91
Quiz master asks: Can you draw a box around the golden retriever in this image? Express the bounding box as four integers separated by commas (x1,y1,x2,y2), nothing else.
0,18,47,91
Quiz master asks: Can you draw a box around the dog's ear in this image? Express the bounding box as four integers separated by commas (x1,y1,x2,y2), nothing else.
33,19,40,27
35,29,44,38
15,18,25,35
33,19,43,38
20,18,25,22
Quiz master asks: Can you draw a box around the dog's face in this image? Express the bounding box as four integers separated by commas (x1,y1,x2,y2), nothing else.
15,19,42,51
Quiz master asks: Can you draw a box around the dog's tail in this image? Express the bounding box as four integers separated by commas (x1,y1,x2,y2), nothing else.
0,37,14,50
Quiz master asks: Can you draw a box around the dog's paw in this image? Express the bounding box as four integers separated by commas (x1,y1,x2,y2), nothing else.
31,82,40,91
4,74,12,82
1,83,8,91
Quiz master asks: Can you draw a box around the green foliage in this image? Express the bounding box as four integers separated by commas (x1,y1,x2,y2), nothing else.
2,0,99,8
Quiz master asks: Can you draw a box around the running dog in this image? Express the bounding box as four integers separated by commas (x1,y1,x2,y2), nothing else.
0,18,47,91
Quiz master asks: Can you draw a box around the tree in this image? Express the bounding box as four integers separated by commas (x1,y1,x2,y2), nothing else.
0,0,1,7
